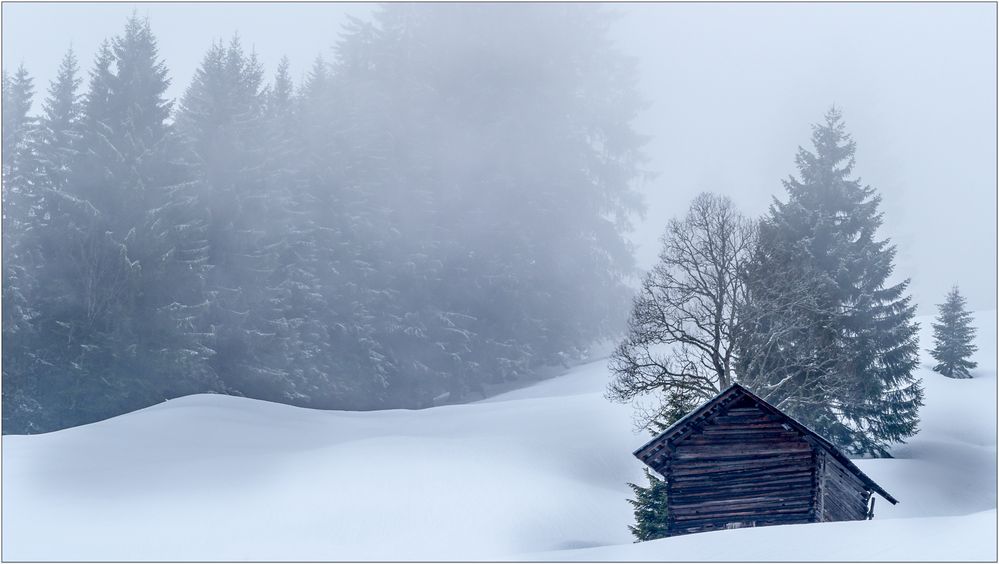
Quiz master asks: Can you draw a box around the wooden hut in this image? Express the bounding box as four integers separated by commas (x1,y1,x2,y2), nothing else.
633,383,898,537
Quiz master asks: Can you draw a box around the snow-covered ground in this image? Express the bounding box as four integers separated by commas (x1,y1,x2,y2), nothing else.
3,311,996,561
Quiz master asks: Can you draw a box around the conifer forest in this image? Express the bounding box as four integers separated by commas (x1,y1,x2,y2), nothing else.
3,6,649,434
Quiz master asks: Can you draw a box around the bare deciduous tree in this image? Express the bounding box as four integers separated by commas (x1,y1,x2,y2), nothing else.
607,192,755,431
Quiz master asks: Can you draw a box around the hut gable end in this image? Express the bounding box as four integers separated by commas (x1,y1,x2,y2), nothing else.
662,397,816,535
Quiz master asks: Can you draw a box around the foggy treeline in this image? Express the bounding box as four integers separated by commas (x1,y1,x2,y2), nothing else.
2,5,649,434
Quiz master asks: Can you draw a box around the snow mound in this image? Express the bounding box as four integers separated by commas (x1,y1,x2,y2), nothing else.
2,311,995,561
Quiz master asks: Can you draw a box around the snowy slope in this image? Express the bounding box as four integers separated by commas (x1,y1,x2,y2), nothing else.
2,311,996,561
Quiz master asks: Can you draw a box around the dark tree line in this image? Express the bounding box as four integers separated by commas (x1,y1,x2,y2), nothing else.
2,5,648,434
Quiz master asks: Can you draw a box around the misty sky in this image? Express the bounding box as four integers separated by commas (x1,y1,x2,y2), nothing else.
3,2,996,315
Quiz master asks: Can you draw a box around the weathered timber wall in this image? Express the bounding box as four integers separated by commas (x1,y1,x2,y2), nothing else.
665,402,816,536
820,450,871,522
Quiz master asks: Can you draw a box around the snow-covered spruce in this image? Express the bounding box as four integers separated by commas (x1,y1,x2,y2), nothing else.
929,286,979,379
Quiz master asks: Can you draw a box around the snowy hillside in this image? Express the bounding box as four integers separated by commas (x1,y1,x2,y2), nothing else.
3,311,996,561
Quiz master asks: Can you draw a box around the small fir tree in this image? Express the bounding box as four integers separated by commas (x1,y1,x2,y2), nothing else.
625,400,700,542
627,467,670,541
929,286,978,379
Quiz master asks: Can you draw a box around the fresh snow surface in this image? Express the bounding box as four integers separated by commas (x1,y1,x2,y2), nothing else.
3,311,996,561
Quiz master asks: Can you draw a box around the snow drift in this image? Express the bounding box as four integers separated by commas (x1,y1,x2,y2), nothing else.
2,311,995,560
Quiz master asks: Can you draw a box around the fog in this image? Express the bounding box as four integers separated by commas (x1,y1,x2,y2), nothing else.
612,3,997,314
5,2,994,313
2,3,995,434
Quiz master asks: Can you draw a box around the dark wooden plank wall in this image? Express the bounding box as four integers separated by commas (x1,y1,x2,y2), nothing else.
665,403,817,536
820,450,871,522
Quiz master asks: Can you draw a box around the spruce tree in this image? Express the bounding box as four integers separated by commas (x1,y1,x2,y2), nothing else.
1,65,38,253
737,107,922,457
106,15,218,403
2,64,35,184
287,53,396,408
81,41,114,146
1,64,41,432
4,50,94,433
1,63,37,288
625,403,691,541
28,48,84,283
21,16,218,430
176,37,320,403
929,286,978,379
35,49,82,192
627,467,671,541
268,56,294,115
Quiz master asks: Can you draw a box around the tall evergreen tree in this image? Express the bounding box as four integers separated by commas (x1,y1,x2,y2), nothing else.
9,16,218,432
258,57,329,407
929,286,978,379
1,64,42,432
1,63,37,287
106,15,218,404
285,53,397,408
4,50,93,433
25,40,140,430
1,65,38,257
26,48,85,290
737,107,922,457
175,37,280,398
